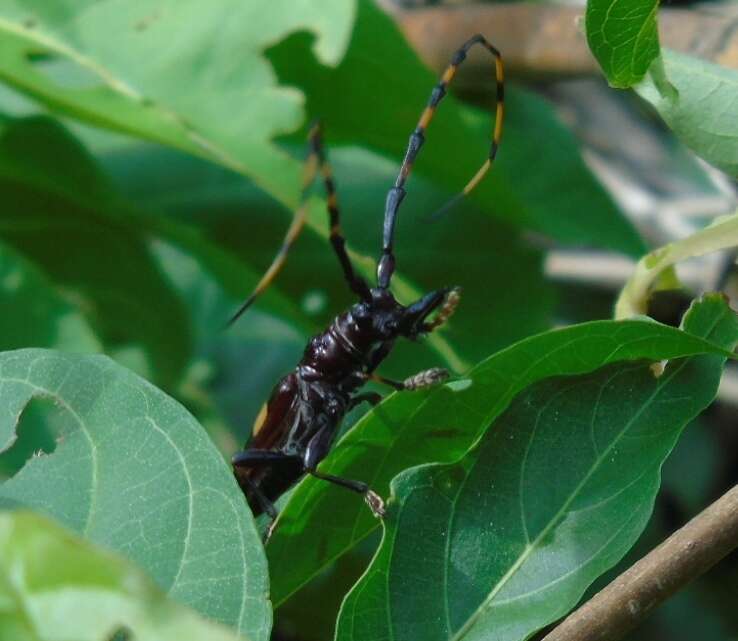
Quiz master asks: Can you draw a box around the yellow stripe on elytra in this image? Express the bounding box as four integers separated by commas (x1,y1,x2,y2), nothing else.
252,402,268,436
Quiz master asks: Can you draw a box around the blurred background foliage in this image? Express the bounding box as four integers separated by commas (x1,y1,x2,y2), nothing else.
0,0,736,639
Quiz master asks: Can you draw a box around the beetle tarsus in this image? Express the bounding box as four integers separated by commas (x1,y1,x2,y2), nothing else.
365,490,386,518
424,287,462,332
403,367,449,390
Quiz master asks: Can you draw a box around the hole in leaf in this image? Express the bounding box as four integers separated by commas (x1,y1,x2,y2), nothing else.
0,396,58,479
108,625,132,641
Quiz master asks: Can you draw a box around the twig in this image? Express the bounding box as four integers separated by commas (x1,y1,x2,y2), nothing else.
541,484,738,641
379,3,738,80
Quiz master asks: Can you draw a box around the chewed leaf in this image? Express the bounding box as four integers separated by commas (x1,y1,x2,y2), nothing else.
0,349,270,640
0,1,353,207
0,510,248,641
615,211,738,319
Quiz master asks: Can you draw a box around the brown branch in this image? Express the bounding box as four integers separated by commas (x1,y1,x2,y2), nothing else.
379,2,738,81
541,484,738,641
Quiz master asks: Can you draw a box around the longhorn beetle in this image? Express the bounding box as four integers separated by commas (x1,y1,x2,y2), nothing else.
230,35,504,540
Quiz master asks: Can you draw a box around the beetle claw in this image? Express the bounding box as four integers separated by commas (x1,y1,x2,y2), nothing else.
365,490,386,518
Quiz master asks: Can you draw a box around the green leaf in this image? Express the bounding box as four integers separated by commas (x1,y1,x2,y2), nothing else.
0,0,353,206
266,299,734,605
0,239,100,353
270,0,646,256
0,115,191,387
586,0,660,88
0,349,270,640
335,294,738,641
615,211,738,318
0,510,248,641
637,49,738,175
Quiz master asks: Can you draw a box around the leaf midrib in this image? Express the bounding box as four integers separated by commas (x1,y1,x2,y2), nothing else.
0,16,261,176
449,329,718,640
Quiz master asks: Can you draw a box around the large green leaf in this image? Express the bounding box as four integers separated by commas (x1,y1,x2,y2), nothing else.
0,239,100,353
335,294,738,641
637,50,738,176
270,0,645,256
0,510,247,641
0,0,353,206
0,349,270,640
586,0,660,88
266,298,735,605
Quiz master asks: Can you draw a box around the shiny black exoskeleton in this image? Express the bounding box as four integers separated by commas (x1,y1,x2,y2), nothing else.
229,35,504,540
233,286,456,530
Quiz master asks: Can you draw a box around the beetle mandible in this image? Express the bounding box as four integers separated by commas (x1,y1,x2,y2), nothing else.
230,35,504,540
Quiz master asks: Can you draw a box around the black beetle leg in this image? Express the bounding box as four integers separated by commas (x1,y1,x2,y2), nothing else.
304,427,385,518
349,392,383,410
359,368,449,392
232,449,302,542
309,122,371,301
239,475,279,543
